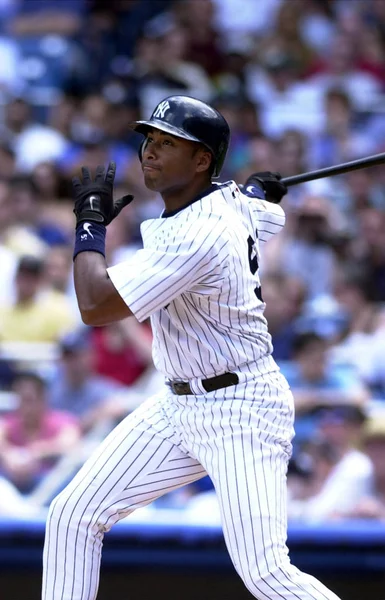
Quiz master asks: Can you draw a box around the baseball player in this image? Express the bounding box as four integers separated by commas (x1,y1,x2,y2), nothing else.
42,95,341,600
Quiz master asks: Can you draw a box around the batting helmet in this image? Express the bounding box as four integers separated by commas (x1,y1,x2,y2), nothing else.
130,95,230,177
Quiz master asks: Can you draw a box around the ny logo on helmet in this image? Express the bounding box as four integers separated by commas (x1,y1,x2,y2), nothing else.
153,100,170,119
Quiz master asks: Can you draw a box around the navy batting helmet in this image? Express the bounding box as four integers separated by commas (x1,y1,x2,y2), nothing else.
130,95,230,177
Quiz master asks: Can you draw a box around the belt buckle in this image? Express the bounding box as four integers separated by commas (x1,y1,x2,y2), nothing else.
172,381,191,395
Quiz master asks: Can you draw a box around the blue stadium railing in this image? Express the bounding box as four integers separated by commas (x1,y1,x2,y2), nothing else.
1,516,384,574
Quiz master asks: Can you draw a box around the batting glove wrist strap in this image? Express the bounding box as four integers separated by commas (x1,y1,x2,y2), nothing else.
73,222,106,260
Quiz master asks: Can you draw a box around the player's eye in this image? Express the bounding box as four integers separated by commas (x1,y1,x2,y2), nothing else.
162,138,173,146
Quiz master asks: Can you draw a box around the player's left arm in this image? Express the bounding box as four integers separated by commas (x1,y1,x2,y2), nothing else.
72,162,135,326
240,171,288,245
242,171,288,205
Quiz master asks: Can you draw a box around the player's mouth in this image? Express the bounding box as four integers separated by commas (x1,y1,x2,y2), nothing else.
142,162,161,172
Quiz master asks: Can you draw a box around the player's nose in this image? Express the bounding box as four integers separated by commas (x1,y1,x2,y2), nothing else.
143,140,160,160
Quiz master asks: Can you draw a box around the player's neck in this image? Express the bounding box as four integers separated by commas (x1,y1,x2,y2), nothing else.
161,177,212,213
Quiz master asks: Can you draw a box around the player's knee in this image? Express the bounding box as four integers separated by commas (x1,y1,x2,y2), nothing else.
47,484,107,537
47,488,73,522
46,485,85,530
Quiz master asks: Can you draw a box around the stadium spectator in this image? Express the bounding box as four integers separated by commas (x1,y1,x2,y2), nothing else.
281,332,368,414
30,162,74,241
211,95,263,179
276,128,308,180
58,94,136,185
309,87,376,171
0,0,382,530
262,271,306,361
351,208,385,302
91,318,153,387
130,13,214,119
246,45,324,138
8,174,70,248
280,331,368,449
0,371,80,494
330,167,385,234
10,0,84,37
288,405,373,522
0,97,68,173
174,0,225,78
257,0,319,79
0,255,76,343
331,305,385,401
278,194,343,300
212,0,283,39
333,265,379,339
0,179,18,304
345,416,385,520
105,210,143,266
0,34,22,101
88,0,171,62
46,94,78,139
355,24,385,86
299,0,336,56
234,135,278,188
48,328,124,432
308,31,383,113
31,161,72,204
0,140,16,179
43,245,73,296
2,176,47,258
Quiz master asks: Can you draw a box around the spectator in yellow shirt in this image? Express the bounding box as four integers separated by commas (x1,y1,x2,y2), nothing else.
0,254,76,342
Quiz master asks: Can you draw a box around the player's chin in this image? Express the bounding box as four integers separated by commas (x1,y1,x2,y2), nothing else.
142,170,162,191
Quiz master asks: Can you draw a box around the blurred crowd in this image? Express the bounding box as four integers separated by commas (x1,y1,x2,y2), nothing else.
0,0,385,524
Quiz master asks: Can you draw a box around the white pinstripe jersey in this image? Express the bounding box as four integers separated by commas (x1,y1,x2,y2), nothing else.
107,181,285,380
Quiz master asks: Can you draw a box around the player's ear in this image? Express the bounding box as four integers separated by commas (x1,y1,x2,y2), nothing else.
195,149,213,174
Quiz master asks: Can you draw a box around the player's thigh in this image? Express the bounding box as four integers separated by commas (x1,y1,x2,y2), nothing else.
49,395,206,525
201,381,294,572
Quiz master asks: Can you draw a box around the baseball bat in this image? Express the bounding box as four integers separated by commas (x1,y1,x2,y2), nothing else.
281,151,385,186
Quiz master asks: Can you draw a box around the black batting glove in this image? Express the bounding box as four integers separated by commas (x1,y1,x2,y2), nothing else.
72,162,134,226
244,171,287,204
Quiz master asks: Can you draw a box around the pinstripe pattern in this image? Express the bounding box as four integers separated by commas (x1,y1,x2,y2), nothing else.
43,181,340,600
174,367,340,600
42,394,206,600
107,181,283,380
43,368,341,600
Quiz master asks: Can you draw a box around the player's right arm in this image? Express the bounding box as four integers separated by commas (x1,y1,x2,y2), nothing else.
106,217,227,323
71,162,135,326
74,251,134,326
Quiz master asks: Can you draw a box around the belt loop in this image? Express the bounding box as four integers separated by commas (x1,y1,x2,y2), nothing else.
190,378,207,395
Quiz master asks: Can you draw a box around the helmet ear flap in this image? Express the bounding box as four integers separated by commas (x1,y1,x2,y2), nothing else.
138,138,148,162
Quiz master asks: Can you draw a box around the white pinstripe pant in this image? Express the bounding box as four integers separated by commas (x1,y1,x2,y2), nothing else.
42,364,341,600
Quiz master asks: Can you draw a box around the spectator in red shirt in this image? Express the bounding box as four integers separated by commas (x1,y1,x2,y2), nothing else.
91,317,153,387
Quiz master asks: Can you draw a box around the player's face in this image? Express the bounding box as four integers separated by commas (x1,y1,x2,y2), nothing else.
141,128,211,193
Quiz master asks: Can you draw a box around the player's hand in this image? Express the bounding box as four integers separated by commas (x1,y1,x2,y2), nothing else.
244,171,288,204
72,162,134,226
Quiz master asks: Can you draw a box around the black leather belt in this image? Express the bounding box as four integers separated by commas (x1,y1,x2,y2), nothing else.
167,372,239,395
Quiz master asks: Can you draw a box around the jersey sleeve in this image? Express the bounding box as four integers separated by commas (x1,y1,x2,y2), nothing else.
243,194,286,246
107,220,227,322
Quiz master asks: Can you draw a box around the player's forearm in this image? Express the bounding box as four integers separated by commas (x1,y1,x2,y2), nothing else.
74,252,132,326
